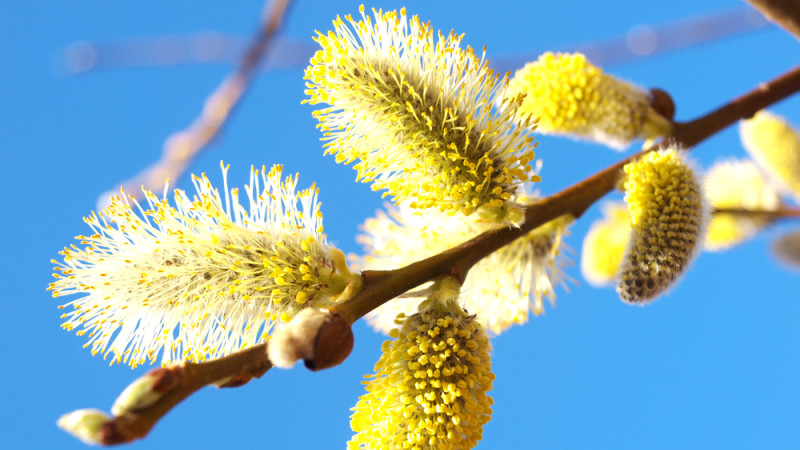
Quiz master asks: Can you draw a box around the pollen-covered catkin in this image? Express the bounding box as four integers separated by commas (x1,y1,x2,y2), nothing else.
617,149,706,303
49,163,354,367
506,52,672,150
740,110,800,202
305,6,538,223
349,290,494,449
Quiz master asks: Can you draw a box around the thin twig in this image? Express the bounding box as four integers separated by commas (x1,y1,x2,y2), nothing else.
713,206,800,219
61,7,769,76
96,0,293,211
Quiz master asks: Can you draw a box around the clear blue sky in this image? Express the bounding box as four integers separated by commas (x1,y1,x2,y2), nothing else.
2,1,799,448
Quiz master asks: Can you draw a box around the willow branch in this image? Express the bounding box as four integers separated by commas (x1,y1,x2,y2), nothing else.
331,63,800,324
98,344,271,445
72,63,800,447
746,0,800,41
671,64,800,147
96,0,293,209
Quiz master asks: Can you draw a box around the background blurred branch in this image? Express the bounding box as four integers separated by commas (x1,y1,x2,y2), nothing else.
746,0,800,41
496,6,769,72
60,6,769,77
95,0,293,211
713,206,800,219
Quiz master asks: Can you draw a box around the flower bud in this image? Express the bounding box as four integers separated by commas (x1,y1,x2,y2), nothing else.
268,308,354,371
740,110,800,202
57,409,111,445
110,366,183,415
772,230,800,269
618,149,707,303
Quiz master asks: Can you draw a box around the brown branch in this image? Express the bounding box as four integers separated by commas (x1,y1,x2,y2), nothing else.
62,8,769,75
331,63,800,324
672,64,800,147
99,344,271,445
96,0,293,210
746,0,800,41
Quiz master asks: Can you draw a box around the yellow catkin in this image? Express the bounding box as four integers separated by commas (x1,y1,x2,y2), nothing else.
48,163,352,367
349,297,494,450
581,202,632,286
704,159,781,251
304,7,538,223
740,110,800,202
617,149,706,303
506,52,672,149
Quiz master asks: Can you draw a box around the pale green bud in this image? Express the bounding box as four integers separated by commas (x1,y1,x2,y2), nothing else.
57,408,111,445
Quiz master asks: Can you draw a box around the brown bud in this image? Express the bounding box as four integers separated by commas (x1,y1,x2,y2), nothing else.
268,309,354,371
98,420,128,446
305,312,354,371
97,413,150,445
149,364,185,394
773,230,800,269
215,373,257,389
650,88,675,121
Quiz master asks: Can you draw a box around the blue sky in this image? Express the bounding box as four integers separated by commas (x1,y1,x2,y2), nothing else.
2,1,799,448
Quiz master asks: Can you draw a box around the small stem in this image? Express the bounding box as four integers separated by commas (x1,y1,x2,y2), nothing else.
713,206,800,219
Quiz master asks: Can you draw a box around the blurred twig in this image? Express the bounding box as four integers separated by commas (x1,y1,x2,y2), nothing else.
62,6,769,77
496,6,770,72
713,206,800,219
96,0,293,211
61,35,312,75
